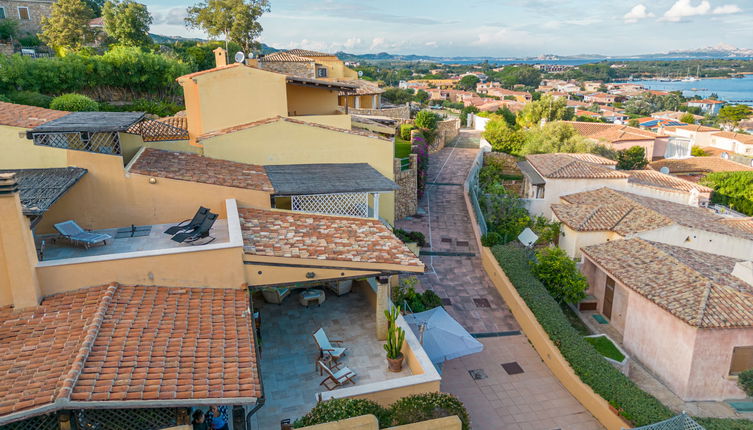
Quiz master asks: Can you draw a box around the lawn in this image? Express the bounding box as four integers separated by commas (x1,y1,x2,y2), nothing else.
585,336,625,362
395,136,412,158
560,303,592,336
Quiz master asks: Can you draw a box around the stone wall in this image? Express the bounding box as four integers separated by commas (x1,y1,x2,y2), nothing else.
2,1,53,35
393,154,418,220
0,43,13,56
340,105,410,120
257,61,315,79
425,117,460,154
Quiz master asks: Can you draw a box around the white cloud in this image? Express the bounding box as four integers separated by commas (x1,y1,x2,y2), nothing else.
369,37,386,50
343,37,361,49
661,0,711,22
152,7,188,26
713,4,742,14
624,4,654,23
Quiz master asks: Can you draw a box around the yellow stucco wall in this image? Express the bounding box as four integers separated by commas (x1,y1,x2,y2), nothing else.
179,65,288,140
312,57,359,81
345,381,441,407
119,133,197,165
296,415,461,430
35,150,271,233
36,246,246,294
0,190,42,308
200,120,396,224
0,125,68,169
292,114,352,130
245,263,378,287
287,85,340,116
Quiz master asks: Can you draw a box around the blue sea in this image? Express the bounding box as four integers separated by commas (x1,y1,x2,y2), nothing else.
630,75,753,106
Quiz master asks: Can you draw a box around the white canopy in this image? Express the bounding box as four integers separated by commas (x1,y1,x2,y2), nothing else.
403,307,484,364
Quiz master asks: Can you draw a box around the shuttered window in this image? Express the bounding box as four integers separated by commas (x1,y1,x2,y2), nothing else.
0,8,6,19
18,7,30,20
729,346,753,375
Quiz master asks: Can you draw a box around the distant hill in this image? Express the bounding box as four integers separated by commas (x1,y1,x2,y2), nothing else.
149,34,279,54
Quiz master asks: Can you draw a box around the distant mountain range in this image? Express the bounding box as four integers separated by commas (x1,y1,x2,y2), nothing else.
148,36,753,63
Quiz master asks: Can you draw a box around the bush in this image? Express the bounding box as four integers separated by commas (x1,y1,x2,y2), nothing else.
0,20,18,41
18,34,42,47
0,94,11,103
616,146,648,170
293,398,392,428
738,369,753,397
415,110,439,130
99,99,184,117
695,417,753,430
399,123,416,141
481,232,502,247
393,228,426,247
701,171,753,216
690,146,707,157
390,393,470,430
50,93,99,111
6,91,53,108
459,105,479,127
492,244,673,426
391,276,441,313
483,119,524,154
530,247,588,304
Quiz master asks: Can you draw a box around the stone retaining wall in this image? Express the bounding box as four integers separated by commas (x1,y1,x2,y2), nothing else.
393,154,418,220
342,105,410,120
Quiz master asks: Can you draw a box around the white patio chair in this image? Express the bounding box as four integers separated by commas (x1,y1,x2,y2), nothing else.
313,328,347,361
317,360,356,391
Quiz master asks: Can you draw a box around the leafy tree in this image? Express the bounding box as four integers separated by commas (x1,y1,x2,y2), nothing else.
680,112,696,124
102,0,152,47
518,122,600,155
83,0,106,16
0,19,19,41
616,146,648,170
457,75,480,91
40,0,95,51
186,0,270,52
691,146,707,156
382,88,415,105
483,119,524,154
494,106,517,128
531,247,588,304
414,110,439,130
413,89,430,105
491,65,541,88
459,105,479,126
701,171,753,216
628,118,640,127
718,104,752,126
517,95,572,128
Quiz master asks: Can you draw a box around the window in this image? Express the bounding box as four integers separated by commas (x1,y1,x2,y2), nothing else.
729,346,753,375
18,6,30,20
0,7,6,19
316,67,328,78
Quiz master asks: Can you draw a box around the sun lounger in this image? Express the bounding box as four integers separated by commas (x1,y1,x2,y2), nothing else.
171,212,217,244
164,207,210,235
54,220,111,249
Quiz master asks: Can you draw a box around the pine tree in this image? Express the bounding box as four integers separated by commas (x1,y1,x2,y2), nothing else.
40,0,95,51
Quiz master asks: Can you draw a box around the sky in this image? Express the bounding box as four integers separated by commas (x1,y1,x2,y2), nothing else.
147,0,753,57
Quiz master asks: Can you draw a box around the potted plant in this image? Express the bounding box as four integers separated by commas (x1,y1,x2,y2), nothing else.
384,306,406,372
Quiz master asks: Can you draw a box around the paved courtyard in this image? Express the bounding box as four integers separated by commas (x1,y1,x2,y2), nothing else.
397,130,603,429
250,283,410,429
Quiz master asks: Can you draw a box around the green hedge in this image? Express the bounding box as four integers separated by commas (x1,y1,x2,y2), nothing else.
50,93,99,111
491,244,753,429
293,398,392,428
492,244,672,426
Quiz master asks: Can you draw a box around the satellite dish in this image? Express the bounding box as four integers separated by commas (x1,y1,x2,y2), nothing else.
721,152,730,160
358,71,364,77
517,228,539,248
750,159,753,167
234,51,246,63
659,166,670,174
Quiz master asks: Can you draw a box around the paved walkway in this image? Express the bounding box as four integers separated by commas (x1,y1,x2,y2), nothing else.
397,129,603,430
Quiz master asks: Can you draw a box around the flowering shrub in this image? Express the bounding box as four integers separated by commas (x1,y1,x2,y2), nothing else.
411,134,430,199
293,398,391,428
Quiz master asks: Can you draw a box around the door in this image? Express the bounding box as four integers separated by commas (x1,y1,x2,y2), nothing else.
603,277,615,320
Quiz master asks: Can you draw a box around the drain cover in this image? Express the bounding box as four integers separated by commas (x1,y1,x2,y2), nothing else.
441,237,453,244
441,298,452,306
501,362,524,375
456,240,469,247
468,369,487,380
473,298,491,308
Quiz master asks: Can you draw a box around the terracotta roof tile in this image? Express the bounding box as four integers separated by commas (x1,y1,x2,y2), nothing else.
239,208,423,268
197,115,389,142
582,239,753,328
285,49,334,58
176,63,245,81
663,124,720,133
650,157,753,174
0,284,258,423
336,79,384,95
626,169,712,194
0,101,69,128
713,132,753,145
129,148,274,192
156,115,188,130
525,153,629,179
565,153,617,165
566,121,665,142
259,52,313,62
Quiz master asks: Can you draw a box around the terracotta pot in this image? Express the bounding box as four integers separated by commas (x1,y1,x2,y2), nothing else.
387,353,404,372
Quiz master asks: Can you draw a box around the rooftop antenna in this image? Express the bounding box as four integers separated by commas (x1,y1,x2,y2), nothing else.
234,51,246,64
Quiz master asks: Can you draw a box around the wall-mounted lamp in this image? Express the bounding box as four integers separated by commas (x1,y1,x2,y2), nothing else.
148,177,158,184
306,272,316,279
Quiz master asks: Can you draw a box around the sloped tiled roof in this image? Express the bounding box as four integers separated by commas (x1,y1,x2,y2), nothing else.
713,132,753,145
552,199,672,235
565,153,617,166
129,148,274,192
650,157,753,174
0,168,87,215
0,101,69,128
525,153,629,179
663,124,720,133
581,238,753,328
239,208,424,269
566,121,665,142
197,115,389,142
156,114,188,130
0,284,258,424
559,187,753,240
336,79,384,95
259,51,313,62
285,49,334,57
721,218,753,235
626,170,712,194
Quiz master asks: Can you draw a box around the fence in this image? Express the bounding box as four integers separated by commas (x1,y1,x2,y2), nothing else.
467,151,488,236
631,413,705,430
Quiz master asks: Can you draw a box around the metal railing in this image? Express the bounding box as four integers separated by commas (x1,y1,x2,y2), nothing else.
467,152,488,236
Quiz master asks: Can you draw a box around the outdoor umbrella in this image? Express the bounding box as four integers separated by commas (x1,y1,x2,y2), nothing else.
403,306,484,364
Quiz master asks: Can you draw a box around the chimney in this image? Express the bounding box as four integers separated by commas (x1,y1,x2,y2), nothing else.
213,47,227,68
0,173,42,309
732,261,753,287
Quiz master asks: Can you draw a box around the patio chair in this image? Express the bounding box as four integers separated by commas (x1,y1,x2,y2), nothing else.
317,360,356,391
164,207,210,235
54,220,112,249
171,212,217,244
313,328,347,361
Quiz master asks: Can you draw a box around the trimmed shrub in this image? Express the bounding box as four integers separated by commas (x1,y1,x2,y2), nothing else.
390,393,470,430
400,123,416,140
7,91,53,108
738,369,753,397
50,93,99,112
292,398,391,428
492,244,673,426
530,247,588,304
99,99,184,117
481,232,502,247
415,110,439,130
393,228,426,247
